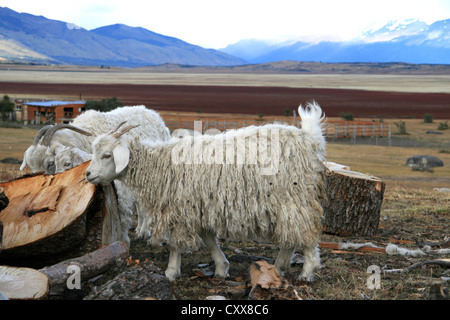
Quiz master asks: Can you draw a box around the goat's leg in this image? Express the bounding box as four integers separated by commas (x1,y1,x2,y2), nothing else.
274,247,294,274
165,246,181,281
200,230,229,279
300,244,320,281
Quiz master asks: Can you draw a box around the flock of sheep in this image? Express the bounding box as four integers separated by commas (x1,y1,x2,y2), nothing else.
20,104,327,282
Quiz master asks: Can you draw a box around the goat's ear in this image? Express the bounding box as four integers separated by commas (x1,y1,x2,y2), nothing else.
113,144,130,174
20,146,34,170
20,152,28,170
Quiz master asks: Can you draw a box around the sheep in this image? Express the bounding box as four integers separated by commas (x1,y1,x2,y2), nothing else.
84,102,326,281
20,106,171,246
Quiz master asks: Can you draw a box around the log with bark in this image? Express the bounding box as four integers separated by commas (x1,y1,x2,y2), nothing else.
323,163,385,237
0,161,117,266
39,240,129,298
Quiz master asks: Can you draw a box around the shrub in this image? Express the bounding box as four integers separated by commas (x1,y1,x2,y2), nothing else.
394,121,407,134
339,112,354,121
424,113,433,123
437,121,449,130
85,97,123,112
0,95,15,121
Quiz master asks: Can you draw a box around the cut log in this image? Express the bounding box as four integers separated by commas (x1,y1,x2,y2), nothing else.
323,164,385,236
0,161,104,263
39,241,129,298
0,265,49,300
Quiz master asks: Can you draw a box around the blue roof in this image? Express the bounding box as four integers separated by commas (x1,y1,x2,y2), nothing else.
25,101,86,107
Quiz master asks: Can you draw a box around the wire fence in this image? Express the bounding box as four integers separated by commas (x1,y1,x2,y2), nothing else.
163,116,391,143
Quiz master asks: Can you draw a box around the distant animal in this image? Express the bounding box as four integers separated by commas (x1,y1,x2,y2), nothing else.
406,155,444,172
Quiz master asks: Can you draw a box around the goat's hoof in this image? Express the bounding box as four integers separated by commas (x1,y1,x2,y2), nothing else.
299,273,316,282
214,271,229,279
165,270,180,281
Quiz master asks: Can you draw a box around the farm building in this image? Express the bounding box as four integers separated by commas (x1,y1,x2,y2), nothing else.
17,100,86,124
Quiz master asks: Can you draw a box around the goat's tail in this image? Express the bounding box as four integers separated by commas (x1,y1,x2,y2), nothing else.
298,101,326,150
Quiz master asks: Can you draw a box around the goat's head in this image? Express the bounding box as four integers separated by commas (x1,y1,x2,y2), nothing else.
55,146,92,173
21,124,92,174
85,121,139,184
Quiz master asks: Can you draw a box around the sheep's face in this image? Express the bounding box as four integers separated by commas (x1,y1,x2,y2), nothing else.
86,135,130,185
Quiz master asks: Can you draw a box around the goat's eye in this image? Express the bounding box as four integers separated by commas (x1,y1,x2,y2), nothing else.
101,153,111,159
64,162,71,167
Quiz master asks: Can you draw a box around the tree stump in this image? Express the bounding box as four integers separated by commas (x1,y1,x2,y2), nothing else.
0,265,49,300
323,164,385,236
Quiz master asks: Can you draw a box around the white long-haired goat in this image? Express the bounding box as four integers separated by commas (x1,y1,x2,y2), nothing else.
85,103,326,281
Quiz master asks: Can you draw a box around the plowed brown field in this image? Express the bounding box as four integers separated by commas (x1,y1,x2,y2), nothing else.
2,81,449,119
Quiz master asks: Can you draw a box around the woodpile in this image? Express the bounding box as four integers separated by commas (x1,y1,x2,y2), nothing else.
0,162,132,299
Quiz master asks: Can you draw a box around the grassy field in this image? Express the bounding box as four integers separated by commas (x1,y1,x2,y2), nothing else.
1,69,450,93
0,114,449,300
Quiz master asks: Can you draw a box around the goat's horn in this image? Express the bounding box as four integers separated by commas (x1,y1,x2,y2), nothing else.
109,121,128,135
42,124,92,146
113,124,140,138
32,125,53,146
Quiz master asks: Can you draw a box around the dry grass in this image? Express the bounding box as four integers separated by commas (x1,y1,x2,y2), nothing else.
1,69,450,93
0,126,39,159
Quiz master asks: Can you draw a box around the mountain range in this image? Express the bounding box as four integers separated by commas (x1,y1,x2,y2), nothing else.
221,19,450,65
0,7,245,67
0,6,449,67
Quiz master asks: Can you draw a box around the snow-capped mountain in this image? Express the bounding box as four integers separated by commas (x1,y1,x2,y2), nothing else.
359,19,429,42
221,19,450,64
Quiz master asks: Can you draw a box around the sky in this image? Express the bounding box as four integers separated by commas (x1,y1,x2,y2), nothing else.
2,0,450,49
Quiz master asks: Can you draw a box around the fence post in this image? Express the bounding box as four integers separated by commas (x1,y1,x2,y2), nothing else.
388,124,392,146
352,123,356,144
